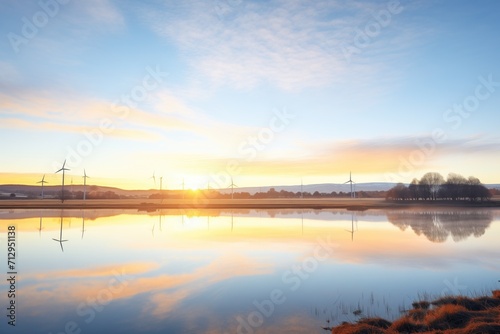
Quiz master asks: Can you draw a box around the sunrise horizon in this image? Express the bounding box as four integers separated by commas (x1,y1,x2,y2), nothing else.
2,1,499,192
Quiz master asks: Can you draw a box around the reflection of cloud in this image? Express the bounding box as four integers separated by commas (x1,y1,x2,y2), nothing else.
386,209,493,243
29,263,158,281
141,254,273,320
17,252,273,325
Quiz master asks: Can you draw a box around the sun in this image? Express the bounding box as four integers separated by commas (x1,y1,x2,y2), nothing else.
183,177,207,192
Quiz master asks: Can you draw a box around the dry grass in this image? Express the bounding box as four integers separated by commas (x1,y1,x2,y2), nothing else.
425,304,471,330
331,290,500,334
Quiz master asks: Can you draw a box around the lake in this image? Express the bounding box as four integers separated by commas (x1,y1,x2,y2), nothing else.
0,208,499,334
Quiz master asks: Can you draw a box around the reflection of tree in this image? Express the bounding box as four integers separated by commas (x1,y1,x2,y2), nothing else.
386,210,493,243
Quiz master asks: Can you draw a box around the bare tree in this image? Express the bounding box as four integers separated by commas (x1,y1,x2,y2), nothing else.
409,178,420,200
420,172,444,200
442,173,468,200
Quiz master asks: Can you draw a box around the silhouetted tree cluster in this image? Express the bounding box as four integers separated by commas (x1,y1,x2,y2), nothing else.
148,188,385,200
387,172,491,202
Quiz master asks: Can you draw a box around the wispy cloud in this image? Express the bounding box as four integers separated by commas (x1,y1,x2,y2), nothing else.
199,135,500,177
0,87,258,148
142,0,420,91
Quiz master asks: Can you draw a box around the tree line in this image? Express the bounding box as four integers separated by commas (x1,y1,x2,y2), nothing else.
386,172,491,202
149,188,386,200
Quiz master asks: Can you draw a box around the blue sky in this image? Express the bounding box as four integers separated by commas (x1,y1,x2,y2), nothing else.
0,0,499,189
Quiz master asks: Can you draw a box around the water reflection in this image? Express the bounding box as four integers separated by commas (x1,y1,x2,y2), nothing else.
386,210,493,242
0,208,498,334
81,210,86,239
38,211,43,237
345,213,358,241
52,213,68,251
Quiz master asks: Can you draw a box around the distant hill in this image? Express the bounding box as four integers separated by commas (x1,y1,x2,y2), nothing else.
0,184,154,199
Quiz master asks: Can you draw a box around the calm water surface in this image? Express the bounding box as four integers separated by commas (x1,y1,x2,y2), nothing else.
0,208,499,334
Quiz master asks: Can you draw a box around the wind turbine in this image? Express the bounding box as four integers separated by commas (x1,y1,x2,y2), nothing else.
37,174,48,199
150,172,156,188
52,214,68,252
344,171,355,199
55,160,70,203
83,169,90,200
160,176,163,192
300,178,304,199
229,177,238,199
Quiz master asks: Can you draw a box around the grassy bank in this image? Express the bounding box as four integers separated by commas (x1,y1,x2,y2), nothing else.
330,290,500,334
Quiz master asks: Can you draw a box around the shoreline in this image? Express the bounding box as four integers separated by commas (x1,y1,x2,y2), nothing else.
0,198,499,210
330,290,500,334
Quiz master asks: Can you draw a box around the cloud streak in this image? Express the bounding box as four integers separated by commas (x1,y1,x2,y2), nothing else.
142,0,418,91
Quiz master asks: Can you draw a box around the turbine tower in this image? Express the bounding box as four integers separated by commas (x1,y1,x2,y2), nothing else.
83,169,90,200
344,171,355,198
229,177,238,199
300,178,304,199
56,160,70,203
37,174,48,199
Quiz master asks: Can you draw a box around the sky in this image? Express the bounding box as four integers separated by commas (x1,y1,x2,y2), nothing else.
0,0,499,190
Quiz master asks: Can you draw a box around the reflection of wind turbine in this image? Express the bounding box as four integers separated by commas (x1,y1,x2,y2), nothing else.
56,160,70,203
159,210,163,232
301,212,304,235
52,214,68,251
229,177,238,199
345,213,358,241
83,169,90,200
38,212,43,237
81,210,86,239
37,174,48,199
344,171,355,198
